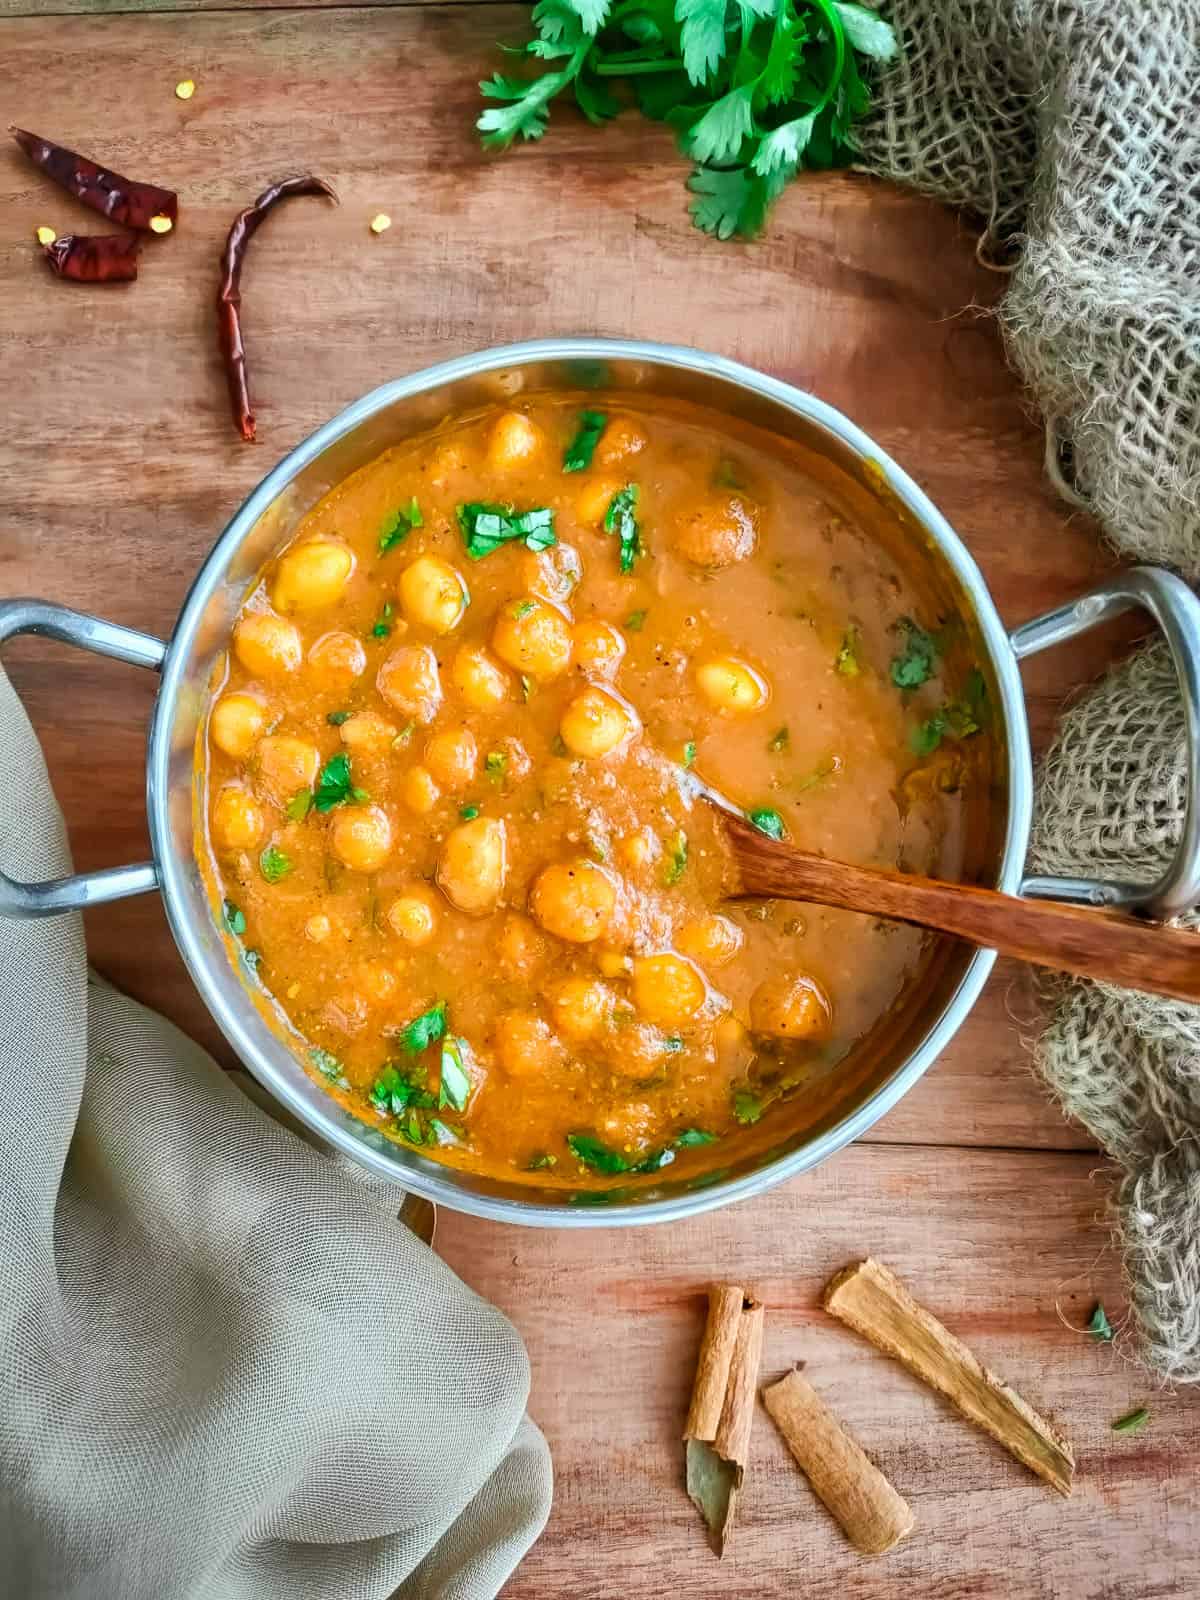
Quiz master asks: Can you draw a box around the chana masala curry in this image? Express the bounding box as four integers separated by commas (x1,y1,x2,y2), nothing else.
199,395,987,1190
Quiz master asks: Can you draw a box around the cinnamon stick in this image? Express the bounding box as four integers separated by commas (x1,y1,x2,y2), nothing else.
684,1286,764,1555
762,1368,914,1555
824,1258,1074,1497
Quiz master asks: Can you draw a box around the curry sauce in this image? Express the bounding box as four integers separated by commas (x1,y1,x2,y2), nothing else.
198,396,982,1187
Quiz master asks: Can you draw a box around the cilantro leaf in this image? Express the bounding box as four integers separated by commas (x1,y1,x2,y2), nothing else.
526,1152,558,1171
439,1035,472,1111
309,1046,342,1080
682,739,697,767
371,601,394,639
1087,1303,1114,1342
1112,1406,1150,1434
369,1065,436,1116
748,806,787,840
485,750,508,779
458,502,557,560
603,484,642,573
568,1132,631,1174
910,713,946,757
663,829,688,885
563,409,607,471
757,2,802,105
624,608,647,631
686,85,756,165
688,165,782,240
459,804,480,820
286,789,313,822
222,900,246,936
833,1,898,61
564,0,612,33
379,496,423,555
400,1001,448,1054
890,618,939,688
733,1088,764,1125
478,36,590,149
326,710,351,726
676,1128,717,1146
677,0,729,85
312,752,362,812
258,844,292,884
751,110,817,176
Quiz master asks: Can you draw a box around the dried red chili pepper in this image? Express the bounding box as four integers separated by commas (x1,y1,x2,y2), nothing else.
217,175,338,442
11,128,178,233
43,233,140,283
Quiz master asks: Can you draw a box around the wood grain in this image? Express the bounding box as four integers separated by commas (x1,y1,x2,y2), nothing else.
438,1143,1199,1599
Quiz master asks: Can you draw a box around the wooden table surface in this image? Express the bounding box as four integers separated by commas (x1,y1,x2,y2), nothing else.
2,5,1194,1596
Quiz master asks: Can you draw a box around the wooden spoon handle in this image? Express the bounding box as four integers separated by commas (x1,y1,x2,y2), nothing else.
730,829,1200,1004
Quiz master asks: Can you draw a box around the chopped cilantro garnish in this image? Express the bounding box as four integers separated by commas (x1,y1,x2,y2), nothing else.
457,502,556,560
604,485,642,574
748,807,787,841
379,496,423,555
222,899,246,936
439,1035,471,1112
309,1046,342,1080
890,618,939,689
513,599,536,618
624,609,647,632
567,1133,676,1176
910,680,986,757
485,750,508,780
369,1065,436,1117
676,1128,717,1147
664,1035,685,1053
1112,1406,1150,1434
682,740,697,768
371,601,394,639
563,410,607,472
525,1152,558,1172
663,829,688,886
286,789,313,822
326,710,351,726
313,752,364,812
459,804,480,821
399,1001,447,1054
733,1088,764,1125
768,726,790,753
1087,1303,1115,1342
258,844,291,884
835,627,862,676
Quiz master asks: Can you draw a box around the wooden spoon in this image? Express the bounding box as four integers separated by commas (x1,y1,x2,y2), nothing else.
711,806,1200,1004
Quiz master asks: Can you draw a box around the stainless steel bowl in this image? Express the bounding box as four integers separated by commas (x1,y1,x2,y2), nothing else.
4,338,1200,1226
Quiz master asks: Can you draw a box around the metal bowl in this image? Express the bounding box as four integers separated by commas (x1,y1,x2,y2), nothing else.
4,338,1199,1226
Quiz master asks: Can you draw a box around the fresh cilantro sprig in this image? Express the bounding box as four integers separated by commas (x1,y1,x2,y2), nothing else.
563,409,608,470
478,0,898,240
458,502,556,560
604,484,642,573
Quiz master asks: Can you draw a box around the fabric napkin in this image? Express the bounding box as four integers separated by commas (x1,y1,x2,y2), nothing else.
0,666,551,1599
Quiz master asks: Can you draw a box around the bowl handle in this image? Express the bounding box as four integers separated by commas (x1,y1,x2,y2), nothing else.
0,599,166,918
1009,566,1200,918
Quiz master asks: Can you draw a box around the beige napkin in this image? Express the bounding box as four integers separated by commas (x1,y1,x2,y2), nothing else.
0,666,551,1599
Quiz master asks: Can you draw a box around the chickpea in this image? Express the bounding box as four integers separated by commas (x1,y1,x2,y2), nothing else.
749,972,833,1041
423,725,478,792
492,597,573,682
548,976,613,1043
519,542,582,603
210,692,268,761
631,953,707,1028
271,537,355,613
400,765,441,815
399,555,470,635
377,644,442,723
493,1010,565,1079
330,803,393,873
530,859,616,944
305,913,332,943
618,827,659,872
233,610,302,678
559,684,639,759
575,475,623,527
486,410,542,470
437,816,508,914
676,914,744,969
339,710,398,758
695,655,769,715
255,735,320,803
386,884,440,946
594,414,648,467
572,619,626,678
451,644,510,710
309,629,367,682
671,492,759,569
212,785,266,851
498,913,546,977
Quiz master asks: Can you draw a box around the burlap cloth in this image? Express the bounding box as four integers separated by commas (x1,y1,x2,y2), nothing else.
0,661,551,1596
860,0,1200,1378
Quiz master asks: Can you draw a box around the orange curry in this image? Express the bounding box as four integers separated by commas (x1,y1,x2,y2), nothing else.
198,395,983,1187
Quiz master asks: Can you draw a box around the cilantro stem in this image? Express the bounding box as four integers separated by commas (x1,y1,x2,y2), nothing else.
593,57,686,76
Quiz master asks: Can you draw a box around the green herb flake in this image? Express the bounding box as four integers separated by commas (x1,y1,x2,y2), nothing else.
326,710,351,726
890,617,940,689
748,807,787,841
313,751,363,812
1087,1303,1115,1342
457,502,556,560
371,601,394,640
222,900,246,936
286,788,313,822
513,599,536,619
663,829,688,886
664,1035,685,1053
624,609,647,632
604,485,642,574
911,714,948,757
675,1128,717,1147
379,496,423,555
399,1001,448,1055
567,1132,630,1175
439,1035,472,1112
369,1065,436,1117
525,1152,558,1172
682,739,697,768
835,627,862,677
768,726,790,753
1112,1407,1150,1434
563,409,607,472
309,1046,342,1081
485,750,508,780
733,1088,764,1126
258,844,292,884
459,804,480,821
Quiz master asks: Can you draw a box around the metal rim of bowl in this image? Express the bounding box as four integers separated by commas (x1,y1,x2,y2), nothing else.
149,337,1033,1228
